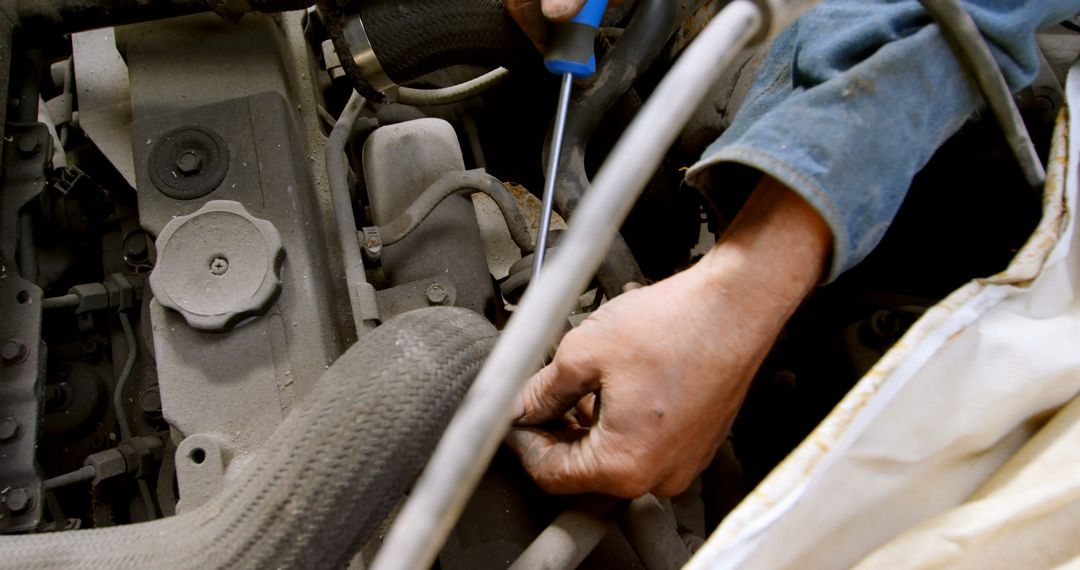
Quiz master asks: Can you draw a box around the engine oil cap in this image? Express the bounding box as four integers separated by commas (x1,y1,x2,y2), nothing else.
150,200,285,332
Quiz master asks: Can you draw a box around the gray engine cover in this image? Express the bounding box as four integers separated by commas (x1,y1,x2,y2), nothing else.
363,118,496,317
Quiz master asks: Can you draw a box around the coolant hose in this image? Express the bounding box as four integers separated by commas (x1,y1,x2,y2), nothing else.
321,0,533,101
359,0,529,83
1,307,497,570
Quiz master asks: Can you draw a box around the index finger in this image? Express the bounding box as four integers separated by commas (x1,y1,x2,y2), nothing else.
505,427,649,497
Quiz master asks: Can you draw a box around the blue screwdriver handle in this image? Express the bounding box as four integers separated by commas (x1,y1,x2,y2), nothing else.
544,0,609,78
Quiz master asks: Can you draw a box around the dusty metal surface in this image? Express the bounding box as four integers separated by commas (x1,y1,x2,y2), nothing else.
119,14,350,505
137,93,342,502
363,118,496,316
71,29,136,188
473,182,565,281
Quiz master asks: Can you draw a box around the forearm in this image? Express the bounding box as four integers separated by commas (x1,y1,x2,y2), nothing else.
677,177,831,369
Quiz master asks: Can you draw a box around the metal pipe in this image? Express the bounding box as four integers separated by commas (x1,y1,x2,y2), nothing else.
369,4,770,569
114,312,137,442
326,92,376,334
41,294,79,310
918,0,1045,189
532,73,574,284
377,169,535,254
508,496,626,570
619,495,690,570
43,465,96,491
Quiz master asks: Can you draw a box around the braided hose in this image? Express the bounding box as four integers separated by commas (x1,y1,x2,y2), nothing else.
2,307,497,570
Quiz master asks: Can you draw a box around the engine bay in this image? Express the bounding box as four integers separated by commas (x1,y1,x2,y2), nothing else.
0,0,1075,567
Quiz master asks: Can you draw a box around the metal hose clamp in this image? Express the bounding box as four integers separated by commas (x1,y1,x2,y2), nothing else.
343,14,400,100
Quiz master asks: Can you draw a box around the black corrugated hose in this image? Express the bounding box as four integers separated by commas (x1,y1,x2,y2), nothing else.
321,0,535,101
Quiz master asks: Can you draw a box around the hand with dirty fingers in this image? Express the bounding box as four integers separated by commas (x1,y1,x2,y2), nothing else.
506,0,626,51
506,179,832,497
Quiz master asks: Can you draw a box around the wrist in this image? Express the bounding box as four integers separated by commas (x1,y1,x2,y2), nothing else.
693,176,832,329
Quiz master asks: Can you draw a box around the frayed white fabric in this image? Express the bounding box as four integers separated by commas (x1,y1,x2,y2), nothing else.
686,62,1080,570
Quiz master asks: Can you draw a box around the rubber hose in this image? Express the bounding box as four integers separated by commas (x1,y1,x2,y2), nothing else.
378,169,535,254
358,0,530,83
321,0,533,101
396,67,510,106
1,307,497,570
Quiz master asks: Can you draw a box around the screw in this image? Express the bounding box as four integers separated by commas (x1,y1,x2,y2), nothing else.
176,150,203,176
869,310,900,339
139,387,163,420
16,134,43,158
0,417,20,442
209,257,229,276
4,488,32,514
123,231,149,262
426,283,449,306
1035,95,1055,116
1,339,27,364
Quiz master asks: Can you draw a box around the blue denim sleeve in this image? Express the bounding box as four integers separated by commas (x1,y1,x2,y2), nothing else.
685,0,1079,281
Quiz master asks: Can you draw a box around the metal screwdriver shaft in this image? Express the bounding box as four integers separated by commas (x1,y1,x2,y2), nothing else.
530,0,609,283
531,73,574,284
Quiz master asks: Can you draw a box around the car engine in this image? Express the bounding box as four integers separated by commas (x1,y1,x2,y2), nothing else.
0,0,1074,567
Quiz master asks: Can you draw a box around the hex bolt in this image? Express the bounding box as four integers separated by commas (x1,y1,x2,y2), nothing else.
4,488,32,514
0,417,20,442
1035,95,1055,116
16,134,43,158
209,257,229,276
123,231,150,262
1,338,27,364
869,310,900,339
139,387,163,420
176,150,203,176
426,283,449,306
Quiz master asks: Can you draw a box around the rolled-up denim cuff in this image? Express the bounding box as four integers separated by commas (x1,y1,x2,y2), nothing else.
682,0,1076,284
686,147,849,283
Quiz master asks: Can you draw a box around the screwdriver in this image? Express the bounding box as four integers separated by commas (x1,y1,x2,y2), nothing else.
530,0,609,285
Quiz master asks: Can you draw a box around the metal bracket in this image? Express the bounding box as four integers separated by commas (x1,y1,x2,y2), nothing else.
374,277,458,322
0,123,51,532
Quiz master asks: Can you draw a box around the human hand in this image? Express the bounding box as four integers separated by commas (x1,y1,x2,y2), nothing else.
506,0,627,52
506,178,833,498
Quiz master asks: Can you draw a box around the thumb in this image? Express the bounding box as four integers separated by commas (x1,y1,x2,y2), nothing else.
514,356,599,425
542,0,587,21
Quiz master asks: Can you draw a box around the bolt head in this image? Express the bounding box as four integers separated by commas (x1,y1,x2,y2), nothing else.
4,488,32,514
426,283,449,305
16,134,43,158
175,150,203,176
1,339,27,364
139,387,163,419
0,417,19,441
123,232,150,262
1035,95,1055,116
